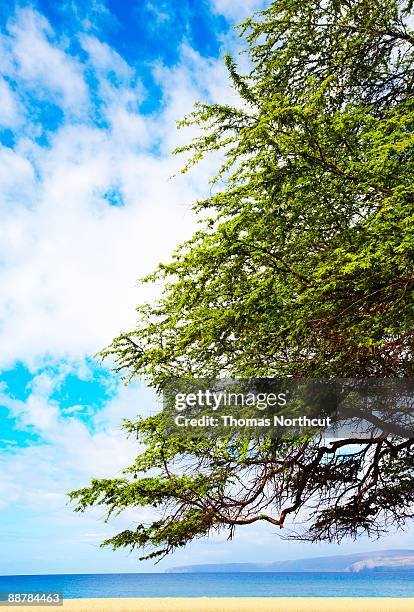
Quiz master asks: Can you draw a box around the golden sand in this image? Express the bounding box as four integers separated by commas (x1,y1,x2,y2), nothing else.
3,598,414,612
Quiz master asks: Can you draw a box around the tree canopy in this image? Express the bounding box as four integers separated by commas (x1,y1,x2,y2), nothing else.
69,0,414,562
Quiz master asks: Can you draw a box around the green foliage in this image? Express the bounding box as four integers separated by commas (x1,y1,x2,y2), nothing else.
70,0,414,560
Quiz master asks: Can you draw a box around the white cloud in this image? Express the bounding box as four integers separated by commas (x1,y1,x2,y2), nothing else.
145,2,171,27
0,9,237,371
5,8,88,114
0,367,150,505
0,145,35,210
0,365,163,572
210,0,269,21
0,77,21,127
80,34,133,81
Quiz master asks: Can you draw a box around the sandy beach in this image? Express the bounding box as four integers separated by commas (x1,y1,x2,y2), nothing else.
4,599,414,612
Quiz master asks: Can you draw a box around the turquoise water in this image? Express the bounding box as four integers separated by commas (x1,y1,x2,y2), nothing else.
1,572,414,598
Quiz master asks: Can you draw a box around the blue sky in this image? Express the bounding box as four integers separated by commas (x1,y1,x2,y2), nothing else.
1,0,413,576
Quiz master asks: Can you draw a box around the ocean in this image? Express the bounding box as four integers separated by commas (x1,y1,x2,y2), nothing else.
0,572,414,599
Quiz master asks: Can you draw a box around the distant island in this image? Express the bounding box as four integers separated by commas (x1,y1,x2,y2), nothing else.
167,550,414,573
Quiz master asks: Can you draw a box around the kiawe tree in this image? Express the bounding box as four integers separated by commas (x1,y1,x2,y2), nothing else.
69,0,414,560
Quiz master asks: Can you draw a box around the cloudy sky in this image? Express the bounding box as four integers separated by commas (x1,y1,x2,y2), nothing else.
1,0,413,576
